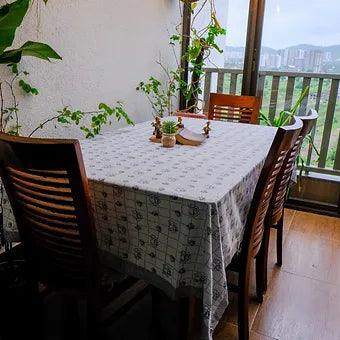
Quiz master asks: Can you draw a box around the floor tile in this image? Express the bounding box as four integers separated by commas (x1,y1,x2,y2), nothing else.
221,291,261,328
217,210,340,340
214,322,277,340
327,239,340,286
252,270,340,340
281,229,333,281
290,210,339,241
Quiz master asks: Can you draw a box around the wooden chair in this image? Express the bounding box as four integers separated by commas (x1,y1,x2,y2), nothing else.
208,93,261,124
226,117,303,340
260,110,318,293
0,133,149,338
175,111,207,119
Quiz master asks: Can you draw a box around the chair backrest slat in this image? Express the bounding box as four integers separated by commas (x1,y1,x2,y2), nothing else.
268,109,318,224
241,117,303,263
175,112,206,119
208,93,261,124
0,133,98,291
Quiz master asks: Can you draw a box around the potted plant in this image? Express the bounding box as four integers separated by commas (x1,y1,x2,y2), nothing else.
161,120,178,147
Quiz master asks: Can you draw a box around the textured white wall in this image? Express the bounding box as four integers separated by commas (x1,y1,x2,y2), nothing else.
0,0,180,138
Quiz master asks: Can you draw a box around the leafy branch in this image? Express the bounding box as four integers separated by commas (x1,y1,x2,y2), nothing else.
29,102,134,138
260,86,310,127
0,0,61,137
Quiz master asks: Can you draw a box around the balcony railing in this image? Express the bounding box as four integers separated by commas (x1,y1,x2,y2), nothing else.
202,68,340,178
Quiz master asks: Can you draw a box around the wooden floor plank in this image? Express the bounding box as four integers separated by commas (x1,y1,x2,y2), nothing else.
215,209,340,340
282,230,333,281
252,271,340,340
290,210,339,241
214,322,277,340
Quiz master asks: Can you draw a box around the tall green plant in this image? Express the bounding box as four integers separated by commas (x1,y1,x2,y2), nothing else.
260,86,320,190
260,86,310,127
137,0,226,117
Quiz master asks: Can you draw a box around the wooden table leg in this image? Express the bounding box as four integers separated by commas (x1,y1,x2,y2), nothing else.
151,288,203,340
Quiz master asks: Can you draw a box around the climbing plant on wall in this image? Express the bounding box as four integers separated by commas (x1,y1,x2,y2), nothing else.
137,0,226,117
0,0,62,135
0,0,134,138
0,0,134,246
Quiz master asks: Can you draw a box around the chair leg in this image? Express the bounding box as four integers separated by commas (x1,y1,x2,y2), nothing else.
185,297,203,340
151,287,163,339
255,256,264,304
151,288,191,340
62,296,80,340
86,295,101,340
27,279,43,340
276,214,284,267
238,269,250,340
256,223,271,300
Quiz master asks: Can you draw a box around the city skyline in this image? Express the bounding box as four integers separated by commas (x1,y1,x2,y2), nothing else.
224,44,340,73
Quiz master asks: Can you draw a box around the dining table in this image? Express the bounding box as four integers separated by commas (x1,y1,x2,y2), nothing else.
2,117,277,339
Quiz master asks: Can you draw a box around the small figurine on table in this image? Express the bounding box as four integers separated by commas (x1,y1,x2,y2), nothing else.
202,121,211,138
177,116,184,129
152,117,162,139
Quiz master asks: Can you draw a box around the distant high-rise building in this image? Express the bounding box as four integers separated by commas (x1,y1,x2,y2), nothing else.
304,50,325,72
224,43,337,73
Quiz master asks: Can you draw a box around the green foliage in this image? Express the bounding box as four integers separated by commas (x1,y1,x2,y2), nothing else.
0,0,30,54
18,79,39,95
55,102,134,139
0,0,61,139
260,86,309,127
182,23,226,111
260,86,320,190
138,1,226,116
161,120,177,134
0,0,61,64
137,76,177,117
326,147,336,164
0,41,62,64
169,34,181,45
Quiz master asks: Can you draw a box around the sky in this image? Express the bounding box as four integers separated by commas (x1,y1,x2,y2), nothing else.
224,0,340,49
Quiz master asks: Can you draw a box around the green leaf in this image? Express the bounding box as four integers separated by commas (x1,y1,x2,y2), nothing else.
291,86,309,115
20,41,62,60
18,79,39,95
0,41,62,64
0,0,30,54
11,63,18,75
161,120,177,134
98,103,113,115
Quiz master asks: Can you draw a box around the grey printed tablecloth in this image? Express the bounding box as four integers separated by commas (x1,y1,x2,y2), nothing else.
3,118,277,339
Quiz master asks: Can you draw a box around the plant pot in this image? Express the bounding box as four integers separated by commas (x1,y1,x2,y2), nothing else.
161,133,177,148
